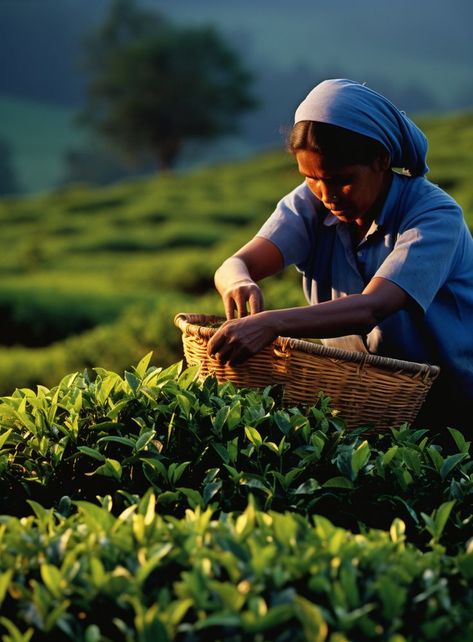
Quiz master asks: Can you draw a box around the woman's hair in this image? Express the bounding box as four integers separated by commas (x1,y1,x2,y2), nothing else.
288,120,389,166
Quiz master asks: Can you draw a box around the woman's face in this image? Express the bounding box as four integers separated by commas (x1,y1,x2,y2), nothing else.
295,149,391,225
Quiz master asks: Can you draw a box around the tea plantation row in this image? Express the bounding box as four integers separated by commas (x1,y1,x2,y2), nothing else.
0,354,471,641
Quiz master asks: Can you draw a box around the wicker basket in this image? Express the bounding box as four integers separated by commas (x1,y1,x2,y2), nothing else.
174,313,440,431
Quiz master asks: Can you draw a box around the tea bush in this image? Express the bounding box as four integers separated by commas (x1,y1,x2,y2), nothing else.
0,284,147,347
0,497,471,642
0,356,472,640
0,356,471,552
0,297,195,393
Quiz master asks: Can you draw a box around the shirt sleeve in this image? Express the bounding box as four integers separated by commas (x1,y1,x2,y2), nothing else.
374,189,464,312
256,182,319,269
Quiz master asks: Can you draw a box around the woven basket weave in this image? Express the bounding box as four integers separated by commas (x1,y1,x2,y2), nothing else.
174,313,440,431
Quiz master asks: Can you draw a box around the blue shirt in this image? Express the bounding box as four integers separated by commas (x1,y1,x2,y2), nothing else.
257,172,473,402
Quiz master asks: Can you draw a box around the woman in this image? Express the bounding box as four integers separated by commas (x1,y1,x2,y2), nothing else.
207,79,473,431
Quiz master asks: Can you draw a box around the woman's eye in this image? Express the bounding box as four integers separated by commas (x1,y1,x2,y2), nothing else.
330,177,351,186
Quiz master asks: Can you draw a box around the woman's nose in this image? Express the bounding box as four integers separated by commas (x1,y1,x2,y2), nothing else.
321,182,337,203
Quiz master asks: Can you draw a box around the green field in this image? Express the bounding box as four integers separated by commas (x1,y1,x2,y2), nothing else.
0,110,472,394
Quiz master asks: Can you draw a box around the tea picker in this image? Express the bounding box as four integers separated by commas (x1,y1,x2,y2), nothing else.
182,79,473,432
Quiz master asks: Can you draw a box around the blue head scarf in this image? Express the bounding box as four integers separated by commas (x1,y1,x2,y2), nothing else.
294,78,429,176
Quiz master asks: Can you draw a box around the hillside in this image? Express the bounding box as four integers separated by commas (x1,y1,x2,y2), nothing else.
0,110,472,393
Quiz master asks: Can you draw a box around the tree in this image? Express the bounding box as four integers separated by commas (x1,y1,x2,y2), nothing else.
79,0,256,170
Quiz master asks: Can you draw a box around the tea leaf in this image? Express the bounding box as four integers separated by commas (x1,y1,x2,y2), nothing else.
0,618,34,642
135,604,169,642
135,430,156,452
97,435,135,448
245,426,263,447
440,453,468,480
389,518,406,544
74,501,116,530
227,401,242,430
194,613,241,631
85,625,102,642
164,598,193,628
433,500,456,539
212,406,230,433
176,487,204,509
422,500,456,542
176,394,192,418
134,352,153,379
351,440,370,480
274,411,292,435
40,564,64,599
168,461,191,485
242,604,294,633
89,558,106,588
211,442,230,464
447,427,470,453
427,447,444,472
0,429,12,450
95,374,121,405
177,364,200,389
0,570,13,607
203,481,222,505
323,476,354,489
293,595,328,642
77,446,106,461
91,458,122,480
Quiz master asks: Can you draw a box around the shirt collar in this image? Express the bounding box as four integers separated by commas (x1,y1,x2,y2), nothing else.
322,171,399,234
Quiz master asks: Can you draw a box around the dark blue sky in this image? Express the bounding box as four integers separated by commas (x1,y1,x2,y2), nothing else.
1,0,472,111
144,0,473,111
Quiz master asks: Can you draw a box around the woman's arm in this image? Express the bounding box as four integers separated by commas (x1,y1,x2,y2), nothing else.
208,276,411,364
214,236,284,319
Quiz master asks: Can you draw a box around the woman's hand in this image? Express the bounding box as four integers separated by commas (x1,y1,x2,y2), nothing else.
207,312,277,365
214,238,284,319
222,279,264,319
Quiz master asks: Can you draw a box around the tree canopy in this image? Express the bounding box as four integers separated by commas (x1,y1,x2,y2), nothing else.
79,0,256,170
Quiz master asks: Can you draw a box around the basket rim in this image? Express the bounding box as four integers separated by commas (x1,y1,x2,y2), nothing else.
174,312,440,379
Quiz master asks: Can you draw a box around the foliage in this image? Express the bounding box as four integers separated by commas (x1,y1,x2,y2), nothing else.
0,497,472,642
0,357,472,640
79,0,256,169
0,358,471,552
